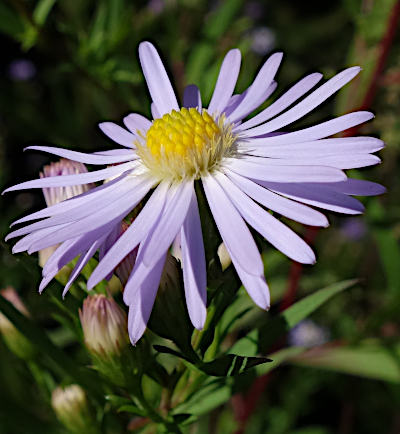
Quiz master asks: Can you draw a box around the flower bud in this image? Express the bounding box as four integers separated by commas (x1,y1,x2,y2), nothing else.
51,384,98,434
0,287,35,359
79,294,135,385
217,242,231,271
39,159,94,267
80,294,129,356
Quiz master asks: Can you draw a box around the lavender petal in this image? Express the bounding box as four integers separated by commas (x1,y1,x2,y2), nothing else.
183,84,202,109
242,67,360,137
181,189,207,330
138,41,179,116
142,179,194,267
208,49,241,115
225,158,346,183
3,161,138,193
261,181,365,214
127,253,167,345
237,72,323,131
123,114,152,135
215,172,316,264
98,122,136,147
202,174,263,276
244,111,374,143
227,52,283,123
225,169,328,227
87,181,170,289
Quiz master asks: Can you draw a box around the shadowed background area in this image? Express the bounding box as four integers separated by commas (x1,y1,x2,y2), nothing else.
0,1,399,433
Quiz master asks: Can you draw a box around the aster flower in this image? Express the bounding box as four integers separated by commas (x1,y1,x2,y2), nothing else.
4,42,385,344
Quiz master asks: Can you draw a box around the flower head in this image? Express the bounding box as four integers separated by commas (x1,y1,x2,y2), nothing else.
79,294,129,356
5,42,385,345
51,384,98,434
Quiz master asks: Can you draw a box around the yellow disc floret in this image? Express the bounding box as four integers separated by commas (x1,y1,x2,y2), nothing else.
136,107,237,181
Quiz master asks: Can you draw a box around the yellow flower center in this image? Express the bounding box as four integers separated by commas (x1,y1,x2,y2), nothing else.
136,108,236,181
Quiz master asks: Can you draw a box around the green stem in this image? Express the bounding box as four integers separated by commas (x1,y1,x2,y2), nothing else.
132,379,183,434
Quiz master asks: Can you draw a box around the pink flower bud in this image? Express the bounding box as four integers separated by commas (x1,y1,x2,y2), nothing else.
79,294,129,356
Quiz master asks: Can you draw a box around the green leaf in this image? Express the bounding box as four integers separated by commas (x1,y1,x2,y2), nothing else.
200,353,272,377
173,378,234,416
154,344,270,377
290,342,400,383
33,0,57,27
255,347,306,376
105,394,132,408
259,279,358,351
117,405,147,417
205,0,243,40
153,345,196,364
175,348,305,415
0,3,25,40
282,279,359,328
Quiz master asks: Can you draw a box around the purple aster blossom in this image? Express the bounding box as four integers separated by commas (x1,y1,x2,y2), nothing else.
4,42,385,344
8,59,36,81
340,217,367,241
249,27,276,56
288,319,329,348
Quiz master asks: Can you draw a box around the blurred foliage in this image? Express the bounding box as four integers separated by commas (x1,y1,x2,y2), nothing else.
0,0,400,433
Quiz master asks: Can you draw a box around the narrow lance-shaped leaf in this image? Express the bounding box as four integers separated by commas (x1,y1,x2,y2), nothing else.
259,279,358,351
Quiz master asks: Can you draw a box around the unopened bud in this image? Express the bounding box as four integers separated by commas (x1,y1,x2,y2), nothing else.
80,294,129,356
217,242,231,271
51,384,98,434
0,287,35,359
79,294,135,385
39,159,94,267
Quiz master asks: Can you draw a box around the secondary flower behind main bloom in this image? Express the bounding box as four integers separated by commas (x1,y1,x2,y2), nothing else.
5,42,385,344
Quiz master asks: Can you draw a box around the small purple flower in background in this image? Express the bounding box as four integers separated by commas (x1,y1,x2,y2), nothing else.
289,319,329,348
147,0,165,15
4,41,385,344
244,1,265,20
249,27,276,56
8,59,36,81
340,217,367,241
